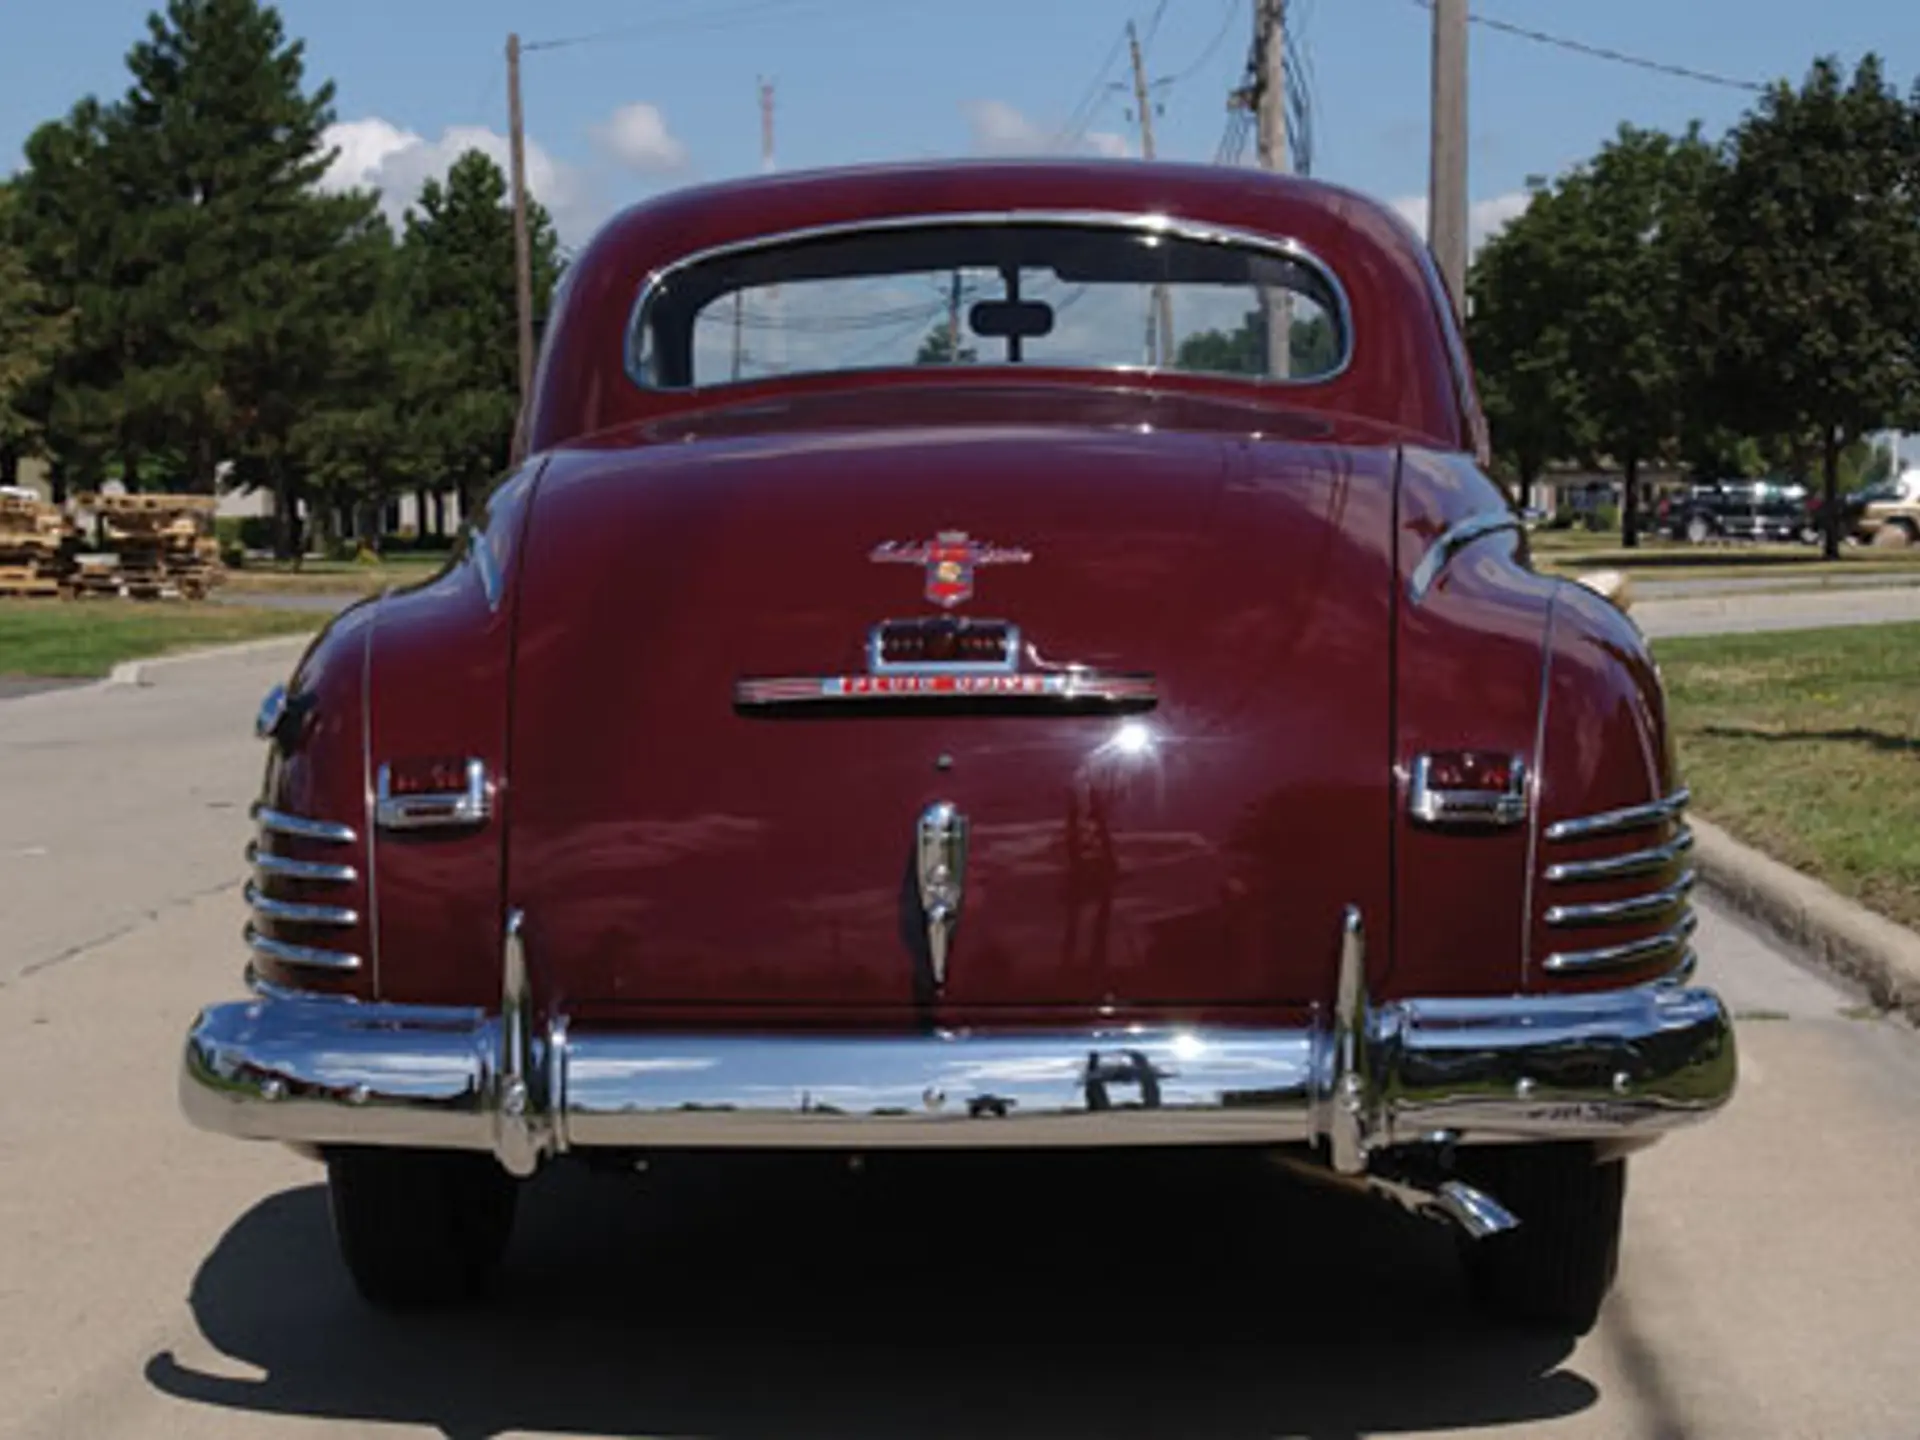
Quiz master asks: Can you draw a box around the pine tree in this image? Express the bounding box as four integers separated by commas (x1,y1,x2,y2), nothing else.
113,0,381,547
401,149,560,516
0,183,75,483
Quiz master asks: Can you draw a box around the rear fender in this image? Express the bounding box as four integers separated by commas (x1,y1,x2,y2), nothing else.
365,461,545,1004
1391,450,1556,998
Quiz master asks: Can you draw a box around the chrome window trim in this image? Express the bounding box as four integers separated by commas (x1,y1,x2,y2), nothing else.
1407,753,1528,828
1543,912,1698,975
246,842,357,885
1407,511,1525,605
1544,871,1695,929
244,926,363,973
1545,828,1695,885
373,758,494,832
1545,787,1691,843
251,803,357,846
623,209,1355,392
245,883,360,928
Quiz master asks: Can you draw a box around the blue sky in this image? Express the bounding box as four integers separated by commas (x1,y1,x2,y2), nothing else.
7,0,1916,255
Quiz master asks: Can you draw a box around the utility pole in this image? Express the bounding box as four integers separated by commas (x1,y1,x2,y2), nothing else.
1126,20,1176,366
1429,0,1469,322
947,269,963,361
506,33,535,460
1253,1,1290,378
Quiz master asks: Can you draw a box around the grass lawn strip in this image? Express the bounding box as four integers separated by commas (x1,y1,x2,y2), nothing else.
0,601,317,678
1655,622,1920,934
224,553,446,596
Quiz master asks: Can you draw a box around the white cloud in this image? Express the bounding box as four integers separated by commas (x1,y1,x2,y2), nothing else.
590,102,688,174
962,100,1134,159
1389,190,1534,253
318,117,602,247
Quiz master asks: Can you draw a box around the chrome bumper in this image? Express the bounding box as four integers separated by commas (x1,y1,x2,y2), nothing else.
182,913,1735,1176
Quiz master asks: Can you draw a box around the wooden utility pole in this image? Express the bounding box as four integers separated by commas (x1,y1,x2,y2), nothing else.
506,33,535,456
1429,0,1469,321
1254,1,1290,378
1125,21,1176,366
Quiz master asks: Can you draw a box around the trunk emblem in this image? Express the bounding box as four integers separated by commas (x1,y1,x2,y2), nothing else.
870,531,1031,609
915,801,969,988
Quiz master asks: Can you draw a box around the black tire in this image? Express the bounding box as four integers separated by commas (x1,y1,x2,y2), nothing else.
1457,1145,1626,1335
326,1148,518,1309
1684,515,1711,545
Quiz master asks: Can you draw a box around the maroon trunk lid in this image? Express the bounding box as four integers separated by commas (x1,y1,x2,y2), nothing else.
506,389,1397,1022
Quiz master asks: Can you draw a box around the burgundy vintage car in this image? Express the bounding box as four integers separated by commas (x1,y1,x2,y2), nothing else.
181,159,1734,1332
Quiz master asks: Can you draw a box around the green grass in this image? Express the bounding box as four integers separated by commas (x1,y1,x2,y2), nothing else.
0,601,318,678
224,552,447,596
1656,623,1920,932
1533,535,1920,583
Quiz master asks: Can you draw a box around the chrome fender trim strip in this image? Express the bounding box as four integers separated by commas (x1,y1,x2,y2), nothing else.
251,803,357,846
1545,788,1691,843
1544,870,1696,929
244,883,358,928
244,926,362,973
246,842,357,885
1545,828,1695,884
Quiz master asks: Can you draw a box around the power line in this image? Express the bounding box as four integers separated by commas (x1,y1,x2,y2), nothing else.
1141,0,1173,53
1168,0,1245,86
527,0,883,54
1055,23,1134,147
1402,0,1766,93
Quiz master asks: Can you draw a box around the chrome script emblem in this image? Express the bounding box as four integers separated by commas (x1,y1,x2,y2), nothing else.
870,531,1032,609
915,801,969,987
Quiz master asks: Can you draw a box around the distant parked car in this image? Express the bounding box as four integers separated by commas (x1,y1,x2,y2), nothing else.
1657,480,1811,544
1856,470,1920,548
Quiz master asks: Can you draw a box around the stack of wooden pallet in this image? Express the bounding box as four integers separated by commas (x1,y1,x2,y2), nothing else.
0,489,69,597
72,493,224,599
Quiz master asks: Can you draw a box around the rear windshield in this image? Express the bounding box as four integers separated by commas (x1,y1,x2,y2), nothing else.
630,219,1349,390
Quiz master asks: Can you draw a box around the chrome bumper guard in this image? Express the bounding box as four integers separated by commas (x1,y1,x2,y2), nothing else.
182,910,1735,1178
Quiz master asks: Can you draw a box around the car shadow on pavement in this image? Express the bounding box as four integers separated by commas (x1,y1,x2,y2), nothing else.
147,1151,1597,1439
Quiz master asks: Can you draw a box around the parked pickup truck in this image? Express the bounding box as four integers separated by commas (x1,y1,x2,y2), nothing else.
1856,470,1920,547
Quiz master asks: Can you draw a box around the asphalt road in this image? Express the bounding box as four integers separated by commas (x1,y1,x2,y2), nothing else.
5,641,1920,1439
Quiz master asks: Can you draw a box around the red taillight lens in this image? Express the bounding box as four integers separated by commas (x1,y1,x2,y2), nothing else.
383,756,472,796
1423,750,1517,792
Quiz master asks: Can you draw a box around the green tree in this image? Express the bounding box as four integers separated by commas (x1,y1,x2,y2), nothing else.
116,0,382,549
1692,55,1920,557
1559,123,1720,546
1467,183,1593,503
1174,309,1341,378
0,183,74,481
286,215,422,552
401,148,560,516
915,323,977,365
11,99,156,495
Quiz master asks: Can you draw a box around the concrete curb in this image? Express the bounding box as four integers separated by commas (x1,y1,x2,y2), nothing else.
1692,815,1920,1021
105,632,316,689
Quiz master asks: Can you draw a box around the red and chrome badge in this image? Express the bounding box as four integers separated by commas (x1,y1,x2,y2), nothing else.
870,530,1032,609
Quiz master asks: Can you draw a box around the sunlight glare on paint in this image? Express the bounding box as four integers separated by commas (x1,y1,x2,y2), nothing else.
1112,719,1155,757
